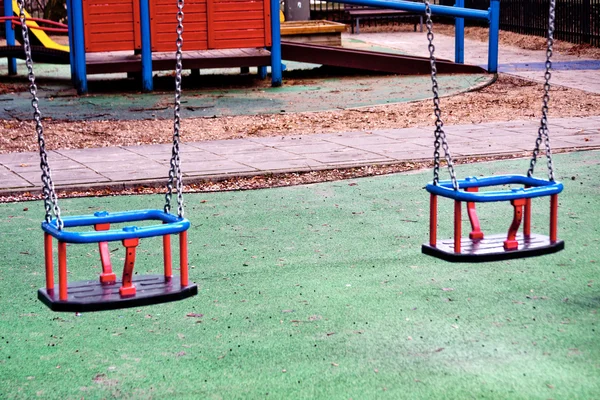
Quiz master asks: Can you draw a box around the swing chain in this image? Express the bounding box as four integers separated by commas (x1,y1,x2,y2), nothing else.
16,0,63,229
424,0,458,190
165,0,185,218
528,0,556,181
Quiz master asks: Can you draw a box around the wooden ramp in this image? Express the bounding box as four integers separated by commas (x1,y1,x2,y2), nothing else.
281,41,487,75
86,48,271,75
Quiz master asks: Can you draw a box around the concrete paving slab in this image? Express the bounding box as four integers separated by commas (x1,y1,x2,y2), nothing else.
239,158,326,172
189,139,270,155
0,151,68,165
373,127,431,139
17,169,107,185
451,143,526,156
227,148,304,163
274,142,349,155
305,148,392,165
56,148,149,163
322,134,403,146
3,158,83,173
353,142,430,156
0,165,34,189
554,134,600,147
183,160,258,175
246,135,327,146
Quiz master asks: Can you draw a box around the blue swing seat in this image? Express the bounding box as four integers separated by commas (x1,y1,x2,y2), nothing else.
425,174,563,202
42,209,190,243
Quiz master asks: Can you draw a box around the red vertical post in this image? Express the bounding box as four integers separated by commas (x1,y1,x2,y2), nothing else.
95,223,116,284
44,233,54,291
454,200,462,253
180,231,188,287
550,194,558,243
504,198,526,250
120,238,139,297
465,187,484,240
163,234,172,281
429,194,438,247
58,241,68,301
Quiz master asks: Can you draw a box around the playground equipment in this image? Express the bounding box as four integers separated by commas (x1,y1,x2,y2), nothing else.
4,0,500,94
15,0,197,312
420,0,564,262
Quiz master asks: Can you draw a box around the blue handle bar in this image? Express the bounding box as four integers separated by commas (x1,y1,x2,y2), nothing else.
42,209,190,243
426,175,563,202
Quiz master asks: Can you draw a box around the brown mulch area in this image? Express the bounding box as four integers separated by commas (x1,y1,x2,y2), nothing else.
1,74,599,154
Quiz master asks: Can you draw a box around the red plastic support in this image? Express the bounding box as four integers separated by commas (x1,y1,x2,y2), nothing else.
550,194,558,243
504,198,527,250
454,200,462,253
163,234,172,281
95,223,116,284
44,233,54,291
180,231,189,287
58,241,67,301
120,238,139,297
430,194,438,246
465,187,484,240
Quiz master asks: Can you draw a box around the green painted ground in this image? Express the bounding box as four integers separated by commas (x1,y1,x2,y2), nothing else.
0,36,491,122
1,151,598,399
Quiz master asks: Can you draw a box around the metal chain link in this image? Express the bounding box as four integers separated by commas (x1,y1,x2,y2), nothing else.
164,0,185,217
424,0,458,190
528,0,556,181
16,0,63,229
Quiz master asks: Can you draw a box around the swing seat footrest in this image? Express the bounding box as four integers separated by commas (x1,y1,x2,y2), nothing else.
38,274,198,312
421,233,564,263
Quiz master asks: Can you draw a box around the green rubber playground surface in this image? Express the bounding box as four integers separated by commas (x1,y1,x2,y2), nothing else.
1,151,599,399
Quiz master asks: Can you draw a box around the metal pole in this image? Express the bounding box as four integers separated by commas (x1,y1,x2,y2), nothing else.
139,0,153,92
454,0,464,64
4,0,17,75
71,0,88,94
488,0,500,73
270,0,282,87
329,0,490,21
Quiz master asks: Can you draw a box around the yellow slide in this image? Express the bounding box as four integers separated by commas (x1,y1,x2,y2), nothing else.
12,0,69,52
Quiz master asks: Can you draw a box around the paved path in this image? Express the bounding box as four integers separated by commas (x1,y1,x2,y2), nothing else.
1,116,599,195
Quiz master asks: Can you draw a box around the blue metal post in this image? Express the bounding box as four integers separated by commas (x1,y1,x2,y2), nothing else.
66,0,76,83
139,0,153,92
488,0,500,73
71,0,88,94
269,0,282,87
4,0,17,75
258,66,267,80
454,0,464,64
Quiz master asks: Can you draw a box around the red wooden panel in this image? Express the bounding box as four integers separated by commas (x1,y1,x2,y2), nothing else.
155,32,208,43
213,29,264,39
213,10,264,21
153,4,207,15
150,0,208,51
87,22,135,34
87,4,134,15
87,31,135,43
213,2,262,12
154,21,208,32
211,37,266,49
83,0,140,52
86,14,135,24
212,20,263,31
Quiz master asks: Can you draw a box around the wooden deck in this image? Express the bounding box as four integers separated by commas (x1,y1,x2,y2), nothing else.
86,48,271,75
